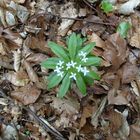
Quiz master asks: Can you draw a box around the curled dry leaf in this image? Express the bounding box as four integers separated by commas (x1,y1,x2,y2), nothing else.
103,33,128,70
24,60,39,83
58,2,78,36
13,49,21,72
11,84,41,105
3,71,29,86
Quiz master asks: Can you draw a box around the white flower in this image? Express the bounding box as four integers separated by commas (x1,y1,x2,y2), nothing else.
57,71,64,77
82,57,88,62
69,72,76,80
82,67,89,76
54,66,61,73
70,60,77,67
66,61,77,70
78,51,86,57
66,62,71,70
76,65,82,72
57,60,64,66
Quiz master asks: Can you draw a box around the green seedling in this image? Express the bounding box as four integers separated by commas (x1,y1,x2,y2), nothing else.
41,33,101,98
117,21,131,38
101,0,114,14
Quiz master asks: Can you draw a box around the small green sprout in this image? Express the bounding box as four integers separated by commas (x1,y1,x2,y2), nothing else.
41,33,101,98
101,0,114,14
117,21,131,38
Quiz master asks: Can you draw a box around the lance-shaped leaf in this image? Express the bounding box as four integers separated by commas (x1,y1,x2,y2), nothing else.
68,33,77,60
48,41,69,61
76,73,86,95
41,57,60,69
81,57,101,66
47,72,64,89
57,73,70,98
78,42,96,56
88,71,100,80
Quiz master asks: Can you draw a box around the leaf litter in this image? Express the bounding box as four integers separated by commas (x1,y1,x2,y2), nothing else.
0,0,140,139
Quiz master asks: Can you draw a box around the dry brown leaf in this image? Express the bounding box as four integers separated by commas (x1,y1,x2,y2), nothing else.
3,71,29,86
25,36,52,56
79,104,96,129
24,60,39,83
103,33,128,70
120,62,138,84
26,53,48,64
107,109,123,133
58,2,78,36
89,32,106,49
11,84,41,105
130,28,140,49
130,120,140,140
50,97,80,115
108,88,130,105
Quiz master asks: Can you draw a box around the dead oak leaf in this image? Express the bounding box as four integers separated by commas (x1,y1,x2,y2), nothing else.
11,84,41,105
103,33,128,70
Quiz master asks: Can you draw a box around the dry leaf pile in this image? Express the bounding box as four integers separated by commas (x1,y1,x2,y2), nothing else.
0,0,140,140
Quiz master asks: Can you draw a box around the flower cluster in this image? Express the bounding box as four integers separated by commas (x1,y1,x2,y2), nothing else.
79,51,88,62
41,33,101,98
54,57,89,81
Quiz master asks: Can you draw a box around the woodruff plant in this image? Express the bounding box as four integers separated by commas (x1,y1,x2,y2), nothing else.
41,33,101,98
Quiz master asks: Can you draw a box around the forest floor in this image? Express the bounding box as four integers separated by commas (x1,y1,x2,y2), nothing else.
0,0,140,140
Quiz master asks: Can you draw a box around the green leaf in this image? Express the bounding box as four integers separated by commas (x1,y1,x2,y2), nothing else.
76,73,86,95
88,71,100,80
83,76,94,85
57,73,70,98
101,0,114,14
48,41,69,61
47,72,64,89
41,57,60,69
68,33,77,60
117,22,131,38
78,42,96,56
81,57,101,66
